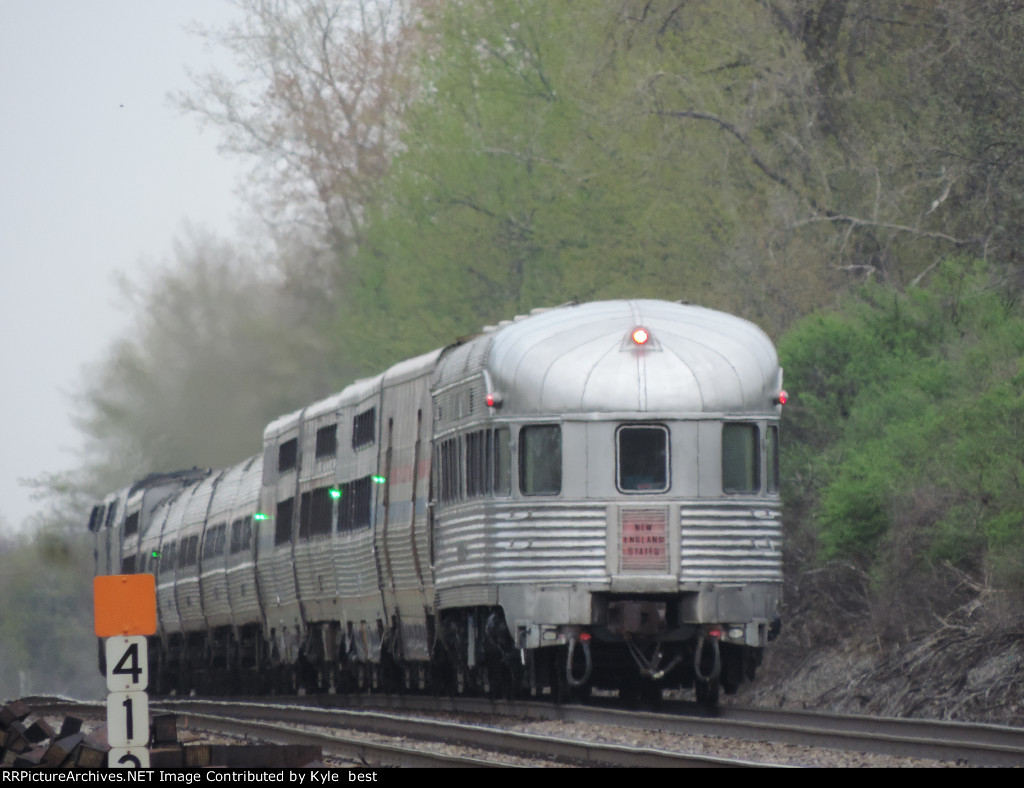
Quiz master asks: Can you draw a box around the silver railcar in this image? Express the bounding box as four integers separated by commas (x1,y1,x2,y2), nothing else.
89,299,784,703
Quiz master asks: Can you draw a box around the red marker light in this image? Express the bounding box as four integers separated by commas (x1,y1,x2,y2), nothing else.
631,327,650,345
580,632,592,642
774,390,788,406
707,628,722,639
486,392,503,408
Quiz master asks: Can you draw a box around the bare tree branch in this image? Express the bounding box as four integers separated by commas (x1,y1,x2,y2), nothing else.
790,213,976,247
655,108,824,212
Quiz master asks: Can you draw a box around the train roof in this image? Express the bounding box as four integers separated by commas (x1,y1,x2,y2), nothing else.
461,299,782,416
259,299,781,444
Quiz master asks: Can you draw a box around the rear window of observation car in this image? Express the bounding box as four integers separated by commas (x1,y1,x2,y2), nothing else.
617,425,669,492
519,425,562,495
722,423,760,493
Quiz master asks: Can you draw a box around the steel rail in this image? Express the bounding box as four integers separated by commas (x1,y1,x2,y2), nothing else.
213,693,1024,766
153,699,771,768
25,693,1024,767
415,696,1024,767
19,696,773,768
14,697,500,768
149,709,513,768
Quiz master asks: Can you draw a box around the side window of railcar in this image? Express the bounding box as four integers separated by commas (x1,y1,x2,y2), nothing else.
465,427,511,498
121,554,136,574
203,523,226,559
617,425,669,492
465,431,485,498
315,424,338,458
159,542,177,574
230,517,253,554
766,425,780,494
275,498,295,545
337,476,373,531
352,408,376,450
178,535,199,568
104,502,119,529
299,487,333,538
722,423,760,494
494,427,511,496
519,425,562,495
437,437,462,503
124,511,139,536
278,439,298,472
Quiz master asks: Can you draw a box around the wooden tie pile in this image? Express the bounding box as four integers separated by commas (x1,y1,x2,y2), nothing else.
0,700,108,768
1,699,323,769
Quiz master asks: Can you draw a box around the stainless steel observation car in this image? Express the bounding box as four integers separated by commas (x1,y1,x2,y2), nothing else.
89,299,785,704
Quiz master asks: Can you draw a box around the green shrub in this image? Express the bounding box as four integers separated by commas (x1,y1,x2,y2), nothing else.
779,260,1024,593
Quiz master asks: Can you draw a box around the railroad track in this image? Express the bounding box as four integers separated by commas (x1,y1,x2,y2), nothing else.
407,694,1024,766
21,694,1024,767
166,694,1024,766
454,694,1024,766
19,696,769,768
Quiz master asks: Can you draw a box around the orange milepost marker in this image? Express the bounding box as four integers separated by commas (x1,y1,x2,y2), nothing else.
93,575,157,637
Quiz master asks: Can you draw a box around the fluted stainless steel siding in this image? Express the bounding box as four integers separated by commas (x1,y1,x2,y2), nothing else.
434,503,608,591
226,457,263,629
679,501,782,583
200,463,248,628
377,353,436,629
258,543,301,626
329,529,379,621
150,502,179,639
177,471,225,633
156,488,196,637
433,334,494,389
294,533,337,617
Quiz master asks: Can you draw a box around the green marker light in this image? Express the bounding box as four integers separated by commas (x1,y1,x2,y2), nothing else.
254,512,270,520
328,488,342,500
372,475,386,484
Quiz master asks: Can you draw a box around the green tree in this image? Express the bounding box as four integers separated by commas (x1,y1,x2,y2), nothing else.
341,0,840,367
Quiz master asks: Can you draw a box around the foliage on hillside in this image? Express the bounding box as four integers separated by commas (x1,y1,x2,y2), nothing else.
780,262,1024,631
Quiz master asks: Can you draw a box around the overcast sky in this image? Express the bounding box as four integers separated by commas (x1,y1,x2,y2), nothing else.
0,1,246,533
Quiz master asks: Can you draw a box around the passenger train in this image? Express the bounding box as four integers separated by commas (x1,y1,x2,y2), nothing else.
89,299,785,705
